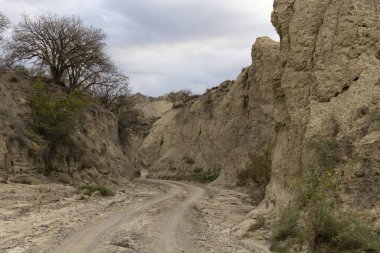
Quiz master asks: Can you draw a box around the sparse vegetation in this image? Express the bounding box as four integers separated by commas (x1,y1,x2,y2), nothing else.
307,137,341,171
11,176,32,185
8,76,19,83
117,107,142,148
4,13,131,109
27,81,91,173
24,129,47,147
27,81,90,147
203,93,213,110
249,215,266,231
237,150,271,197
183,156,195,165
167,89,192,108
0,12,9,43
270,137,380,253
160,169,220,183
0,108,10,119
80,154,94,169
79,184,114,197
368,108,380,123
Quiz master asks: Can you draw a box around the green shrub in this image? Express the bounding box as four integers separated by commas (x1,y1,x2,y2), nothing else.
237,150,271,195
28,81,90,148
332,215,380,252
80,154,94,169
161,170,220,183
79,184,114,197
24,129,47,147
27,81,91,172
307,137,341,171
271,138,380,253
272,204,301,242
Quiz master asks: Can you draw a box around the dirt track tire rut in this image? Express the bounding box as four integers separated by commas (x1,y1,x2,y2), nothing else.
54,180,205,253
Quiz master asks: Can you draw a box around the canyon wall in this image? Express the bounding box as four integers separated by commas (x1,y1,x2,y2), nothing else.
135,0,380,213
0,73,133,184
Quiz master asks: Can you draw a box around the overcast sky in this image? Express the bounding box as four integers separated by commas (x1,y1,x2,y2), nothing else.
0,0,278,96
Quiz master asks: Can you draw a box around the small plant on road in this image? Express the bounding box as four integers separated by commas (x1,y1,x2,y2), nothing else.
79,184,114,197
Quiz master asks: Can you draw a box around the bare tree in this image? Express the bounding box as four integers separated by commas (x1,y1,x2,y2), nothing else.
89,63,131,110
179,89,192,103
0,13,10,70
6,14,107,87
0,12,9,42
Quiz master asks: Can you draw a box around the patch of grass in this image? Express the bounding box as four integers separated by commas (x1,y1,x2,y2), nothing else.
79,184,114,197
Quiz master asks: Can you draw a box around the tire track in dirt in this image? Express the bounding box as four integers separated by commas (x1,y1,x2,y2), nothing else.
54,180,185,253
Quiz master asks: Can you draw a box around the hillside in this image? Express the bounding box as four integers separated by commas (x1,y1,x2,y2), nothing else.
0,73,134,184
132,0,380,244
0,0,379,252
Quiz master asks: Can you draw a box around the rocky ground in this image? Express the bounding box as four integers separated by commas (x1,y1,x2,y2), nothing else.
0,180,270,253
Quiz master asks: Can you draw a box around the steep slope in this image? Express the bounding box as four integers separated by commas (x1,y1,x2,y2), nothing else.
136,37,280,204
136,37,280,200
0,73,133,183
135,0,380,223
266,0,380,210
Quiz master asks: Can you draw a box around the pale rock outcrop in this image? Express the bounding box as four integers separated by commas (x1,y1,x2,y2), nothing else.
135,0,380,224
265,0,380,210
136,37,281,202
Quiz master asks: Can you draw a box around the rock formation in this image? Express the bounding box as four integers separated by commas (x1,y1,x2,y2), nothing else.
136,37,279,196
135,0,380,216
0,0,378,230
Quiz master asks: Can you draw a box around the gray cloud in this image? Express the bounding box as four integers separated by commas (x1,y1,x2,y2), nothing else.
0,0,278,96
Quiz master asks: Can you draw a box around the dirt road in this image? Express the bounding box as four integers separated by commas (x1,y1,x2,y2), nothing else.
0,180,270,253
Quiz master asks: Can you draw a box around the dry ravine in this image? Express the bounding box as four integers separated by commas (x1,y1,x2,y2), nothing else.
0,180,269,253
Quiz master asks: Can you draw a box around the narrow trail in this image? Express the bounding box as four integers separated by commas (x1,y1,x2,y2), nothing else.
154,181,206,253
45,179,268,253
54,180,185,253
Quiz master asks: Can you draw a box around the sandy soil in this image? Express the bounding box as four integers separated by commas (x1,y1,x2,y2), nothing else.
0,179,270,253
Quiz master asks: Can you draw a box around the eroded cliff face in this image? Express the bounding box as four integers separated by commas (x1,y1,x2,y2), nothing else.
0,73,133,184
135,0,380,216
266,0,380,210
136,37,280,198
